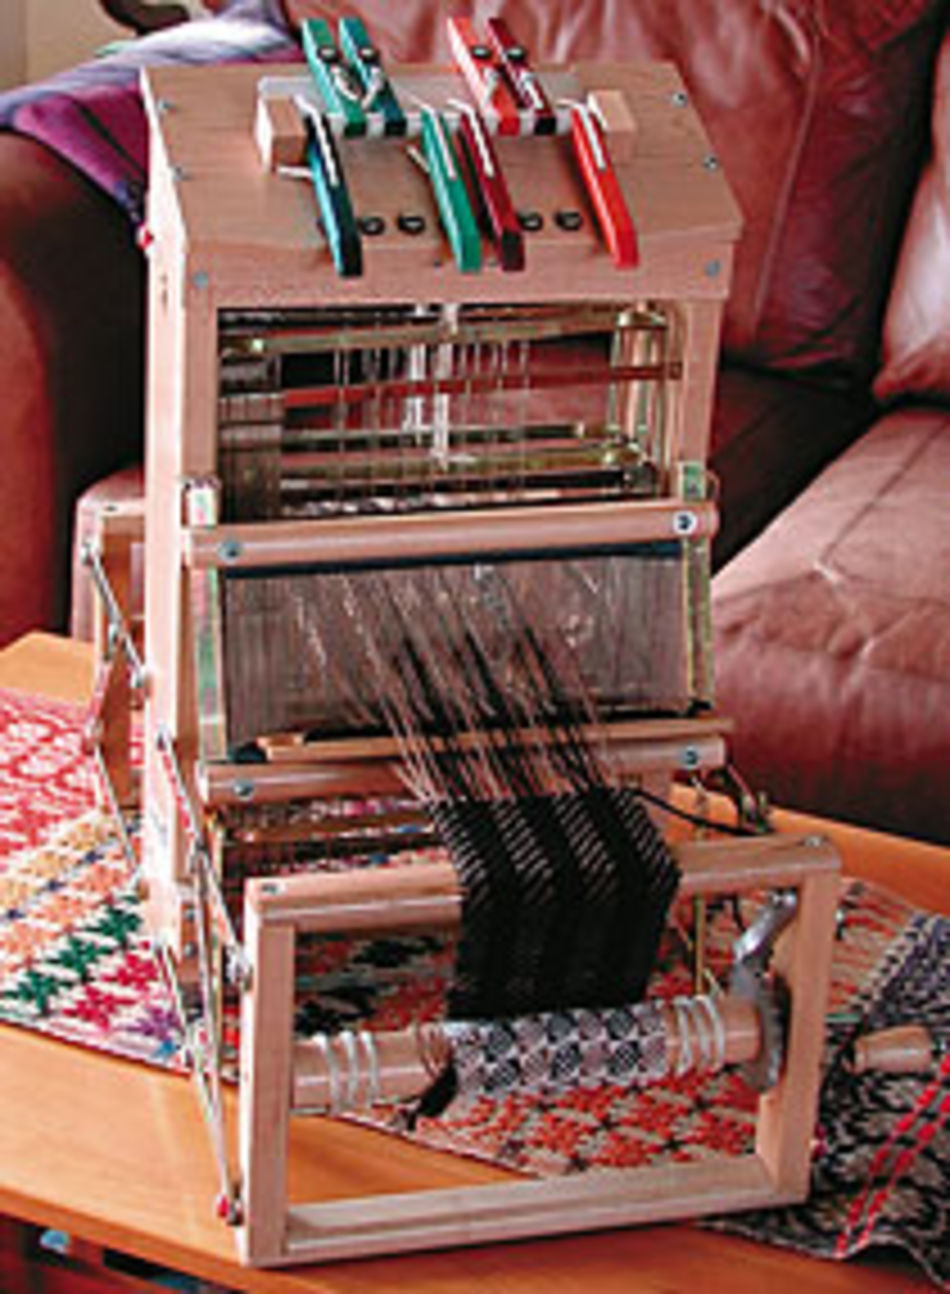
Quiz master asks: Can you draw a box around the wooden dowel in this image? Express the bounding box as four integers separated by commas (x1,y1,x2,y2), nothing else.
852,1025,935,1076
185,499,719,572
246,834,839,931
200,718,730,806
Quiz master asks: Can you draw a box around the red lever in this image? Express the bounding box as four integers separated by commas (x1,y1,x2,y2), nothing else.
456,107,525,271
569,105,638,269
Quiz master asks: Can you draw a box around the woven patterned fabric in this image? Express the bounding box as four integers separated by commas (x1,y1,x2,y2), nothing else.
712,911,949,1288
0,688,182,1067
446,1001,669,1099
434,789,680,1019
0,688,96,853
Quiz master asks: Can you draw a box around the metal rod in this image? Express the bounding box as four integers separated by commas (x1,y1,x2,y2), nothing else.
89,741,139,875
280,361,680,415
154,727,248,986
81,540,146,687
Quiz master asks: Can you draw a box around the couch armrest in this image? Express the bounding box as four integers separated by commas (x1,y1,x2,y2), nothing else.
0,134,144,646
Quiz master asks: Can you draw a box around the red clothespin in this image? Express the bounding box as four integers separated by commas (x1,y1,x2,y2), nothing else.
484,17,557,135
451,100,525,271
447,15,521,136
568,102,639,269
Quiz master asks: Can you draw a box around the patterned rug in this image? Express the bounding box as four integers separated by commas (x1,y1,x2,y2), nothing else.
0,689,179,1066
0,685,946,1285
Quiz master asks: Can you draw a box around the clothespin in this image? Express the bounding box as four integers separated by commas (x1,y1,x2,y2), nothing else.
301,18,366,136
447,15,522,136
566,100,639,268
296,98,363,277
449,99,524,272
338,16,407,137
485,17,557,136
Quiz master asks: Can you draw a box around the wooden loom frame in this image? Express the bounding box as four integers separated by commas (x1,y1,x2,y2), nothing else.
101,52,846,1268
138,57,742,951
238,834,839,1266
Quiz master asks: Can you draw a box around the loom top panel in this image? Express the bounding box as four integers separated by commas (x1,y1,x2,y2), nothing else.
141,62,742,307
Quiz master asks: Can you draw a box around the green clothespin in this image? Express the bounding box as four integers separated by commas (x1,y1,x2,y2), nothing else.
301,18,365,136
338,16,407,137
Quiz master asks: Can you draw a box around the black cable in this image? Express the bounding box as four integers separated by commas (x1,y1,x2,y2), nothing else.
633,784,763,838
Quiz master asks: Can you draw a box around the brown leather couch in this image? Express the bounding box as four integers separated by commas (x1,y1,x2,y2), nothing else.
2,0,949,844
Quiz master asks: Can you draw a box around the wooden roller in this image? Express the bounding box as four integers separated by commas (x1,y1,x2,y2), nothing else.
291,994,761,1113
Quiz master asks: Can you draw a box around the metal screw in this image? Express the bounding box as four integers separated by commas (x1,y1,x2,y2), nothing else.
681,746,701,771
671,90,689,107
217,538,243,563
155,98,174,115
192,270,210,290
704,260,721,279
703,154,720,171
673,510,698,536
233,780,256,802
170,165,188,183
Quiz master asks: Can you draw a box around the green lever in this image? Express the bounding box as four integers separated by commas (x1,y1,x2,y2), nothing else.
420,108,482,273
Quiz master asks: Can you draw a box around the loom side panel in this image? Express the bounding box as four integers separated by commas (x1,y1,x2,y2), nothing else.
142,135,220,955
238,904,296,1265
669,298,726,466
755,865,841,1194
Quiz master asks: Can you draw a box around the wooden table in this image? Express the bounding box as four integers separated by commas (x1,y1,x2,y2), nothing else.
0,631,945,1293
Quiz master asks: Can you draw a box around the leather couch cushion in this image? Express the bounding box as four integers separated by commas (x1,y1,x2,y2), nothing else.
285,0,947,382
875,29,950,403
0,136,143,646
710,366,872,568
713,407,950,843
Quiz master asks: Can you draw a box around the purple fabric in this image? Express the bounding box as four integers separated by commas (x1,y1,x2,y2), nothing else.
13,84,150,223
0,0,299,222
